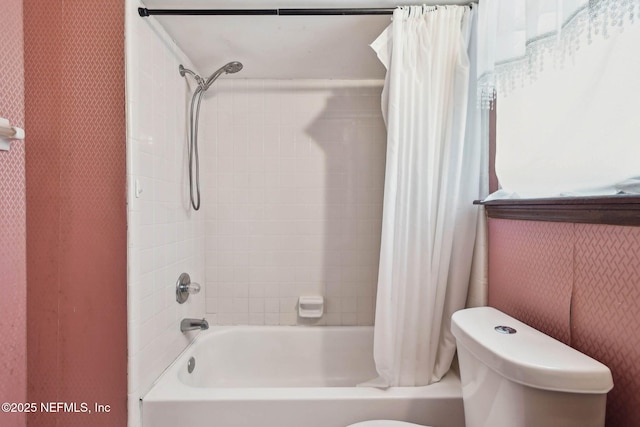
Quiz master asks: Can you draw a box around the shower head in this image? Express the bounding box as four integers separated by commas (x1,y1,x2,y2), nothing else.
179,61,244,91
223,61,243,74
202,61,244,90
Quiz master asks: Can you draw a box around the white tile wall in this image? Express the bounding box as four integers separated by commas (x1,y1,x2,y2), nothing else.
126,1,206,426
127,4,387,426
201,80,387,326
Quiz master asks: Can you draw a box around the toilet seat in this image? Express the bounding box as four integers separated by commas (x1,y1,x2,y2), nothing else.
346,421,429,427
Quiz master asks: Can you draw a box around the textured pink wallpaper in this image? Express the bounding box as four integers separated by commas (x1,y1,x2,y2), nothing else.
571,224,640,427
0,0,26,426
488,219,573,343
24,0,127,426
489,218,640,427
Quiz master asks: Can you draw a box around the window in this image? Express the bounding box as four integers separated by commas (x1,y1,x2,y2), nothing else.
492,22,640,200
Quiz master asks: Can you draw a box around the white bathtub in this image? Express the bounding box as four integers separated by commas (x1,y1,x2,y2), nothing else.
142,327,464,427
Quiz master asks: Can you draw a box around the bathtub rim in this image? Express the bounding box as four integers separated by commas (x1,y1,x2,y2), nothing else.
142,325,462,403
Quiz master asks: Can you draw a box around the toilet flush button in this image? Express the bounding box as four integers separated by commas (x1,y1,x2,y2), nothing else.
495,325,517,334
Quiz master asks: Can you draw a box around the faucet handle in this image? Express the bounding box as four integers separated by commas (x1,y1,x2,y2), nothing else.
176,273,200,304
183,281,201,294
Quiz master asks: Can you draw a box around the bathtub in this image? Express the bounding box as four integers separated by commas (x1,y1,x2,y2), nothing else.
142,327,464,427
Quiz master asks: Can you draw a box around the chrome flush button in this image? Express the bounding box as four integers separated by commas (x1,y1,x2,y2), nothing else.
495,325,517,334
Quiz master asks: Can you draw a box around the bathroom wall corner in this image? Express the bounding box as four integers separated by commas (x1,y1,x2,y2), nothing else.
125,0,207,425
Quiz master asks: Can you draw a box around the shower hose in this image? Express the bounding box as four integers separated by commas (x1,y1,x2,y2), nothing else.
188,86,205,211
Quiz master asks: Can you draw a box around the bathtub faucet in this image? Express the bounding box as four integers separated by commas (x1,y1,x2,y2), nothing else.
180,318,209,333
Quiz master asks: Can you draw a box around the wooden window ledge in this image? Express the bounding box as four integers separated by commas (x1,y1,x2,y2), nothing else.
474,196,640,226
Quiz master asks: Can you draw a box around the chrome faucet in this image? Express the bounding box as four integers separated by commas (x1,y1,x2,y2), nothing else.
180,318,209,333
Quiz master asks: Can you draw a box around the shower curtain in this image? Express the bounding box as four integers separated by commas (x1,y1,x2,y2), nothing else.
366,5,482,387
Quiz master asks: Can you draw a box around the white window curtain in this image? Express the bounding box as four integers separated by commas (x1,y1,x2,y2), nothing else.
478,0,640,108
477,0,640,198
364,5,483,387
493,22,640,198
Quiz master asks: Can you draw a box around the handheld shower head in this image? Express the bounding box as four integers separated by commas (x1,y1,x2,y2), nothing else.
179,61,243,91
202,61,244,90
224,61,243,74
179,60,244,211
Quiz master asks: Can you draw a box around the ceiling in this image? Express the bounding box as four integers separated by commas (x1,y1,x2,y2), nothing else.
141,0,472,79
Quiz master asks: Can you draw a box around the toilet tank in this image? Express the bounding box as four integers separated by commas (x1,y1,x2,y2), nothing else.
451,307,613,427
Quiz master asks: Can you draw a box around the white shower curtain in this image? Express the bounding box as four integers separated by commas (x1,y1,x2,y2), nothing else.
367,5,482,387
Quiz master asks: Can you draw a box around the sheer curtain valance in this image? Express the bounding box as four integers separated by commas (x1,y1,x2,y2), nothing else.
478,0,640,108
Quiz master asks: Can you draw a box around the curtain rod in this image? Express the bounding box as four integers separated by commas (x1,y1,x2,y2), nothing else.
137,7,397,17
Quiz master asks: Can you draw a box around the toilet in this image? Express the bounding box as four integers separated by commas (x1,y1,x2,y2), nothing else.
347,307,613,427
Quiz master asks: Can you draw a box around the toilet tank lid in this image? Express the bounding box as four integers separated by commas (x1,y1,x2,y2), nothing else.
451,307,613,394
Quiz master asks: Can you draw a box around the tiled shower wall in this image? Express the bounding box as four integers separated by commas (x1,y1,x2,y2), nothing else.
125,12,386,425
201,80,386,326
0,0,26,426
488,218,640,427
125,2,205,426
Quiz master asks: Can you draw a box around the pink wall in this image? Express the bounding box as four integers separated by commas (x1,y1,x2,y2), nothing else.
489,218,640,427
0,0,26,426
24,0,127,426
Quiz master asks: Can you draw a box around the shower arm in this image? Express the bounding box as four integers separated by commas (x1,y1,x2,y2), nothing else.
179,65,206,88
179,64,237,91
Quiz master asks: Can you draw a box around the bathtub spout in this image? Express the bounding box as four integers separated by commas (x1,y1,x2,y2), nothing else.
180,318,209,333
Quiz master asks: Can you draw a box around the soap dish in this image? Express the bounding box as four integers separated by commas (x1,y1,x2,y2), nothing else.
298,296,324,318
